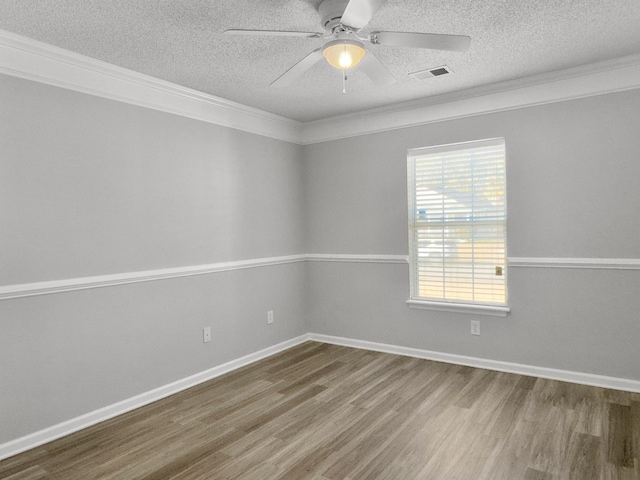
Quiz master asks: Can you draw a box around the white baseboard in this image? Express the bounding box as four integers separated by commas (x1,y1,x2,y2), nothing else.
0,334,310,461
308,333,640,393
3,332,639,461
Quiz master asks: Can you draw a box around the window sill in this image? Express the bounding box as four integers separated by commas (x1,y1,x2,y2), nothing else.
406,299,510,317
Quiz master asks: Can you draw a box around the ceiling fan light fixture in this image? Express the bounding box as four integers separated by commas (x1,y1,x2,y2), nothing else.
322,40,366,70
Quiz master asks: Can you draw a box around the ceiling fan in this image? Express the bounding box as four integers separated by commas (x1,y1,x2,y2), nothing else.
224,0,471,88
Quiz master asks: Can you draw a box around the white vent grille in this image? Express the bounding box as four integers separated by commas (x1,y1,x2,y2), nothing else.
409,65,453,81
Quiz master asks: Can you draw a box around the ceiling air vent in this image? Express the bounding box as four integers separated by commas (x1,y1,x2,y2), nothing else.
409,65,453,81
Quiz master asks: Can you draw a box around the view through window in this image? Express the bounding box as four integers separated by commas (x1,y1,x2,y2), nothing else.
407,138,507,306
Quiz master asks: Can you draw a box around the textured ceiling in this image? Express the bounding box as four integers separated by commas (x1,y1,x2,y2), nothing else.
1,0,640,122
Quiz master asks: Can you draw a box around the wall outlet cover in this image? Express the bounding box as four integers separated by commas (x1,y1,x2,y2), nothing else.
470,321,480,336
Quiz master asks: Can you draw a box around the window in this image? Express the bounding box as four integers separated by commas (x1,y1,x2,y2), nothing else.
407,138,508,315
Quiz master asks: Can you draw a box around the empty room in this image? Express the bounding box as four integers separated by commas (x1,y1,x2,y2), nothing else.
1,0,640,478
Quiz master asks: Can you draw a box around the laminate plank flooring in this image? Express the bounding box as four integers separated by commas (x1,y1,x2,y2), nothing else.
2,341,639,479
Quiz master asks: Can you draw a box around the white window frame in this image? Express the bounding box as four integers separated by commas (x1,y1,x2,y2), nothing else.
406,138,510,317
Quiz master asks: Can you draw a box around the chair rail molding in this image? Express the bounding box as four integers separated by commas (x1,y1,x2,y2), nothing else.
3,255,639,301
508,257,640,270
0,255,307,301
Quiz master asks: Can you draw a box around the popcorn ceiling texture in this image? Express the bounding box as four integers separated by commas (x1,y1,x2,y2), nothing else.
1,0,640,121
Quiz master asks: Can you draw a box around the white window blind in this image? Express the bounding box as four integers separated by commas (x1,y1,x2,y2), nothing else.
407,138,507,307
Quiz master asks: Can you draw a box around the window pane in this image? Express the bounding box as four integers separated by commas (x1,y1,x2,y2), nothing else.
408,138,507,306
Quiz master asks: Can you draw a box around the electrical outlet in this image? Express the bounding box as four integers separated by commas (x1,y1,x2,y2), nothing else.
203,327,211,343
470,320,480,336
267,310,274,324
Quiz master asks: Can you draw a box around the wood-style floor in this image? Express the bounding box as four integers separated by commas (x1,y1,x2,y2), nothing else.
1,341,639,479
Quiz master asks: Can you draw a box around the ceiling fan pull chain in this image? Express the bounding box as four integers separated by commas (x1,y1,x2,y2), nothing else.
343,70,347,94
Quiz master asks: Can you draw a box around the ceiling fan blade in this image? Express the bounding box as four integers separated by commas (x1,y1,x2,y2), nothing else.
358,51,395,86
372,31,471,52
341,0,388,30
270,49,324,88
224,29,322,38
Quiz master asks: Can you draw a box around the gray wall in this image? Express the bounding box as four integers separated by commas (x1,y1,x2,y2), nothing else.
1,76,305,284
2,71,640,447
0,75,308,443
303,90,640,381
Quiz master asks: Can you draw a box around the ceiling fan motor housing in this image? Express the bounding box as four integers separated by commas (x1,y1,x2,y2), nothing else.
318,0,350,31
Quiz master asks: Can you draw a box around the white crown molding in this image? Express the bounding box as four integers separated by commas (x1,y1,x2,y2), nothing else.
0,29,302,144
3,30,640,146
0,335,311,462
300,54,640,144
0,254,307,301
508,257,640,270
308,333,640,393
